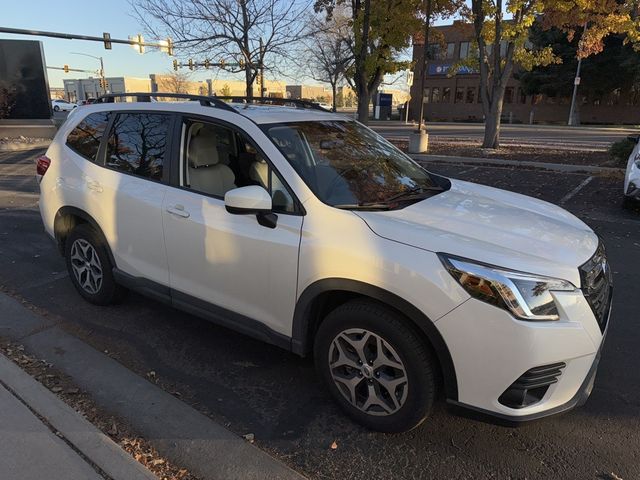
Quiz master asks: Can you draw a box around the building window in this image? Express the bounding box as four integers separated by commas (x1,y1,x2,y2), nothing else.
466,87,475,103
423,88,430,103
442,87,451,103
455,87,464,103
446,43,455,59
428,43,441,60
518,88,527,104
459,42,470,59
504,87,514,104
431,87,440,103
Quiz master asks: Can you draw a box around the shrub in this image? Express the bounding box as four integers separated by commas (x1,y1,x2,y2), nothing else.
609,137,636,166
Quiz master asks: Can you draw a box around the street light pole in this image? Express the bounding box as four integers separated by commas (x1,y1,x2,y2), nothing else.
70,52,106,95
567,22,588,127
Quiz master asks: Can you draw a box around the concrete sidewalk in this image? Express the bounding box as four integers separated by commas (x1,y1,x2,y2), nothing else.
0,353,156,480
0,292,306,480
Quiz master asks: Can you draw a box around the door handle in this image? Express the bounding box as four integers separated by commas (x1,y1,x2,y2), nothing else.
86,179,103,192
166,205,190,218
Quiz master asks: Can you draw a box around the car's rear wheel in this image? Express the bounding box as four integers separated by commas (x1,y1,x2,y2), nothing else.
53,105,60,112
314,299,436,433
65,224,126,305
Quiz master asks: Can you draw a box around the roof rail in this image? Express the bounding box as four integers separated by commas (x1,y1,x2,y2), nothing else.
215,96,329,111
93,92,237,113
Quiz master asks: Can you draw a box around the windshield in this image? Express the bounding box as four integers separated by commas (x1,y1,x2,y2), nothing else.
263,121,447,209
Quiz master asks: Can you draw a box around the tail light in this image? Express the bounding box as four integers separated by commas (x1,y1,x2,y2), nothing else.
36,155,51,178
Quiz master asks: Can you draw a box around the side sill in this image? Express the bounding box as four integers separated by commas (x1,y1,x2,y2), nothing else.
112,268,292,353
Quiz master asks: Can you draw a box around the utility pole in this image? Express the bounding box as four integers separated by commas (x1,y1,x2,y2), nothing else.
568,23,588,126
259,37,265,98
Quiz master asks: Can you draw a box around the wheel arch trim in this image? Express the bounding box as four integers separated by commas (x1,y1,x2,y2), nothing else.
53,206,116,267
292,278,459,401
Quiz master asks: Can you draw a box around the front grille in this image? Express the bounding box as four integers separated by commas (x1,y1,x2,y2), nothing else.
499,362,566,409
579,242,613,332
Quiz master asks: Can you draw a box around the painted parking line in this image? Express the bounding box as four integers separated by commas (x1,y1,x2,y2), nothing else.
559,176,594,205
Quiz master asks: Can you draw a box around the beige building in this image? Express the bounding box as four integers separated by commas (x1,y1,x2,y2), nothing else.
63,77,151,103
209,78,286,98
150,74,208,96
286,84,333,102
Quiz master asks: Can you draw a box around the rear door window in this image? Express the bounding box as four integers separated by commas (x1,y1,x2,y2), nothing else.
105,113,171,182
65,112,110,162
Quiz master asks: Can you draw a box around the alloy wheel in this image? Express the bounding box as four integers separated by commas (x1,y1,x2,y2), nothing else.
328,328,409,416
69,238,103,295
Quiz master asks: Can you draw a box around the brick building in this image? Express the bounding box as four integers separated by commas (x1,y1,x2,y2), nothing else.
409,21,640,124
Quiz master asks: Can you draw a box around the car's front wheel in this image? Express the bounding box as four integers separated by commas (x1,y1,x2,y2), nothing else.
53,105,60,112
64,224,126,305
314,300,436,433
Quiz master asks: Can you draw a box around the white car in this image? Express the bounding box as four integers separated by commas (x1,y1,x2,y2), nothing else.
51,99,77,112
624,135,640,207
36,93,612,432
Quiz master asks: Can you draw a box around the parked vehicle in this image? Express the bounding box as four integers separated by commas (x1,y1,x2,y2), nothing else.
77,98,97,107
624,135,640,207
51,99,77,112
37,93,612,432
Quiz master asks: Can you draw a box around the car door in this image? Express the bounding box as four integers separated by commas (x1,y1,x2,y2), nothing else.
94,111,173,286
161,116,303,338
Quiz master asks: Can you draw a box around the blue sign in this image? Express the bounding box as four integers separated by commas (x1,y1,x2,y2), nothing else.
377,93,392,107
428,63,476,76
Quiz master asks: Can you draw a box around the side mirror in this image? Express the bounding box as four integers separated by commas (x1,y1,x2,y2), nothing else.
224,186,277,228
627,135,640,144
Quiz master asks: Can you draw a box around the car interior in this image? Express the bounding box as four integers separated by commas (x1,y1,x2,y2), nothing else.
182,121,295,212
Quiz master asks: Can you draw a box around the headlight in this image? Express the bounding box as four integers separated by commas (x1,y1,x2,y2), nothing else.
439,254,576,321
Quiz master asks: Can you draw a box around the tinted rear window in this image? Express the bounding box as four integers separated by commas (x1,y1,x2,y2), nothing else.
66,112,110,162
105,113,170,182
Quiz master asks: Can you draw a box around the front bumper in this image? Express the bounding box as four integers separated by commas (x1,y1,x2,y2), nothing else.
436,292,610,423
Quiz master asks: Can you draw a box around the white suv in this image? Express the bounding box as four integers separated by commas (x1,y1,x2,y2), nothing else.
37,93,612,432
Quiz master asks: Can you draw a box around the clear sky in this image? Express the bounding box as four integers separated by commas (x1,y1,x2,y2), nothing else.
0,0,240,88
1,0,440,90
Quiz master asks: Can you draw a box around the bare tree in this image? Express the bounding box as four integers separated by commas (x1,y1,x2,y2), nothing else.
306,14,352,111
158,70,193,94
131,0,313,99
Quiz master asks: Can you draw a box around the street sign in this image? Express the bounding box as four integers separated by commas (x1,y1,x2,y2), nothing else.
406,70,414,87
574,76,581,85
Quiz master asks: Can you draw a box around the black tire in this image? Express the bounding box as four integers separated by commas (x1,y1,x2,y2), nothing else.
64,224,127,305
314,299,436,433
53,105,60,112
622,195,637,210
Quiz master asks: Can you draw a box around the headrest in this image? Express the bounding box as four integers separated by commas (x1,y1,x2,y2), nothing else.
189,134,219,168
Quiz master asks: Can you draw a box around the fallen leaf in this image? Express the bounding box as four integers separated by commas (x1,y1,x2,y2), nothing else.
330,441,338,450
243,433,255,443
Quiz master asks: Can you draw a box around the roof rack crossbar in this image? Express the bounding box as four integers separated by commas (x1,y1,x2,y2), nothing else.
215,96,329,111
93,92,237,113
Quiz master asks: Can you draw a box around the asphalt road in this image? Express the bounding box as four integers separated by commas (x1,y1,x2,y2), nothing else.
1,149,639,480
369,121,638,150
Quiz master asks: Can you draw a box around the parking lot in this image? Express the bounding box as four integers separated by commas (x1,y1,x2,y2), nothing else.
1,148,639,479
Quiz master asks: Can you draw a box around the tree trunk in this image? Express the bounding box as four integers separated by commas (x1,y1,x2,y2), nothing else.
357,90,370,123
245,67,253,99
483,95,504,148
331,82,337,112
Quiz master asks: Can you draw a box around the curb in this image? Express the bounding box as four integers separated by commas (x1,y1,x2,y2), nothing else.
409,153,625,175
0,292,306,480
0,353,156,480
0,141,51,152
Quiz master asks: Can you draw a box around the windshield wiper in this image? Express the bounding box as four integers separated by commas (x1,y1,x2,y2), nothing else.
384,185,444,203
333,203,393,211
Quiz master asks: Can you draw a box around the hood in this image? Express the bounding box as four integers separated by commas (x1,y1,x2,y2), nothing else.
355,179,598,286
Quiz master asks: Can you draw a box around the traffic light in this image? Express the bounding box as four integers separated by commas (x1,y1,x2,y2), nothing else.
188,59,194,71
103,32,112,50
204,59,210,69
219,59,225,69
63,64,69,73
239,58,245,69
130,34,145,54
166,38,173,56
173,59,178,71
